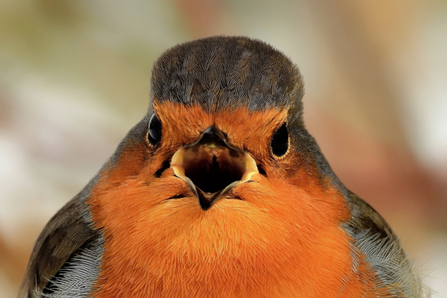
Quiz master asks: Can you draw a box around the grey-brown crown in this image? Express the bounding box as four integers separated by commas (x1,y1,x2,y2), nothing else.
150,36,304,114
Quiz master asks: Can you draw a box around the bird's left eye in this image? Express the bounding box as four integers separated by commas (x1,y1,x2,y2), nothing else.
270,123,289,157
148,114,162,145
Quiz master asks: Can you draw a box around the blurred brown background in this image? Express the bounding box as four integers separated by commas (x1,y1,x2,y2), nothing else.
1,0,446,297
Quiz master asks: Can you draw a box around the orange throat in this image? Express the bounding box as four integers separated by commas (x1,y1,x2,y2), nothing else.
88,173,370,297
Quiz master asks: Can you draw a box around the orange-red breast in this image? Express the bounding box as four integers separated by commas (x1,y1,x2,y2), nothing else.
19,36,426,298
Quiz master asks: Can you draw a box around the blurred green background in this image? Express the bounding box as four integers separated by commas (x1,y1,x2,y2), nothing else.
1,0,446,297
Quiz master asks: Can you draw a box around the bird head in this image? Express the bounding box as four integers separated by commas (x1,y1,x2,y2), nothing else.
88,36,354,296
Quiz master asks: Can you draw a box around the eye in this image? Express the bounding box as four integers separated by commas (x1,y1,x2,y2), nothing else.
270,123,289,157
148,114,162,145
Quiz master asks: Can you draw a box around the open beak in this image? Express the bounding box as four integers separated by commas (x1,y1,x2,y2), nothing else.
170,126,258,211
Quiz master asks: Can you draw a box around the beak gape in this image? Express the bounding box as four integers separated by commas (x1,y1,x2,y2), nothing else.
171,126,258,210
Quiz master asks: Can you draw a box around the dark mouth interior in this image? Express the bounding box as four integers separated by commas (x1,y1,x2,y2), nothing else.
182,145,245,193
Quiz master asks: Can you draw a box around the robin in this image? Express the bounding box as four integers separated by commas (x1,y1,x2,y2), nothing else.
18,36,426,297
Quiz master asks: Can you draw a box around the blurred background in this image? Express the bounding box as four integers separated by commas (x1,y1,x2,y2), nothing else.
0,0,446,297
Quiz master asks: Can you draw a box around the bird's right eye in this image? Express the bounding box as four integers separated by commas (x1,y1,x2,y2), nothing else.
148,114,162,145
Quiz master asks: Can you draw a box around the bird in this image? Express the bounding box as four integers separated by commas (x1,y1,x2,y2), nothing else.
18,36,426,298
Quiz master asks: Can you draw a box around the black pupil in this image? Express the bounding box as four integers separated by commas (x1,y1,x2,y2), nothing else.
148,114,162,145
271,123,289,157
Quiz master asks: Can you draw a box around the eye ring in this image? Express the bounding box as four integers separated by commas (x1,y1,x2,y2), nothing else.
147,114,162,146
270,123,289,158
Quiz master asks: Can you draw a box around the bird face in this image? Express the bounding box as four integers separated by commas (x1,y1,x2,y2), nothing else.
96,100,347,233
155,102,288,210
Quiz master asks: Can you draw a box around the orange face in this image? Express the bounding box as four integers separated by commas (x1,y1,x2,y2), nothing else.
88,101,380,297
